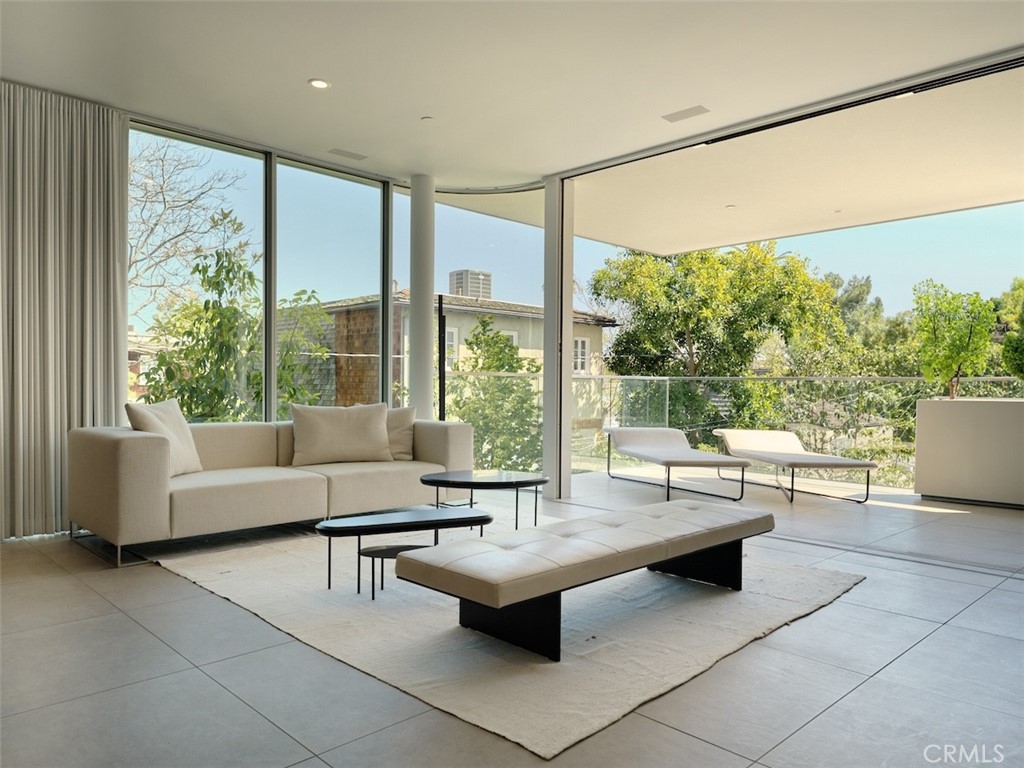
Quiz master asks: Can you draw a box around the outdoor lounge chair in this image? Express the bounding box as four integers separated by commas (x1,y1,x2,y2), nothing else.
712,428,878,503
606,427,750,501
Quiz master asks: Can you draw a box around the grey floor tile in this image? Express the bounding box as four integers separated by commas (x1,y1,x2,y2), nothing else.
761,677,1023,768
0,668,313,768
320,709,546,768
998,576,1024,593
758,601,939,675
948,587,1024,639
1,574,118,634
127,593,292,665
551,712,752,768
0,541,68,583
832,561,991,622
875,625,1024,718
637,643,866,760
203,640,431,754
26,534,112,574
868,526,1023,570
1,612,191,716
78,561,209,610
288,759,331,768
831,550,1008,586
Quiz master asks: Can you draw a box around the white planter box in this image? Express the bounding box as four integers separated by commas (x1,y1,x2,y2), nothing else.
914,398,1024,508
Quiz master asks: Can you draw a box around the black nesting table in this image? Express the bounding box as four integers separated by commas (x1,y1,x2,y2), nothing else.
314,506,493,599
420,470,549,529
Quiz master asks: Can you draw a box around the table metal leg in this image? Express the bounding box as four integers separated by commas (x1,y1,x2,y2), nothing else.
534,485,539,525
327,538,332,590
514,488,520,530
371,557,376,601
356,535,361,595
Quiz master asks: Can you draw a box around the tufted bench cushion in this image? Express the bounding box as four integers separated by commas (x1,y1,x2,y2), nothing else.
396,500,774,660
397,501,772,609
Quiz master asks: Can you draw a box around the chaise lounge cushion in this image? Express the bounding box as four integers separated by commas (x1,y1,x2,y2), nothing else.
609,427,749,467
713,429,878,469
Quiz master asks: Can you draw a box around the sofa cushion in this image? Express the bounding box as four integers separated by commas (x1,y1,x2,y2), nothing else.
124,398,203,477
291,403,393,466
387,407,416,461
296,460,444,517
169,466,327,539
189,422,278,470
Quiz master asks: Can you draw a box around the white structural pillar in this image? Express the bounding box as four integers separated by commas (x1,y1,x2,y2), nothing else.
409,174,436,417
542,176,574,498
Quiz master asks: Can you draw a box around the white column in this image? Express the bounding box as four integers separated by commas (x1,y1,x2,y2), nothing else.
542,176,574,498
409,174,436,417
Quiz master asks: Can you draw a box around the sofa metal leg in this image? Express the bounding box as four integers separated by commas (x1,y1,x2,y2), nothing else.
459,593,562,661
648,540,743,590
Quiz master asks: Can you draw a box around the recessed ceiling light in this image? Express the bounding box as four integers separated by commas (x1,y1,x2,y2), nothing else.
833,209,844,214
308,78,331,89
725,204,737,210
420,115,435,121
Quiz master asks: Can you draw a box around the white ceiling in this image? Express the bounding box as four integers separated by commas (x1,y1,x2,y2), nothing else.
3,1,1023,254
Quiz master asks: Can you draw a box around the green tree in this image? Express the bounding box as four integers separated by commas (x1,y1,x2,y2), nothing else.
446,316,542,471
143,213,330,420
590,242,847,377
1001,305,1024,380
913,279,996,398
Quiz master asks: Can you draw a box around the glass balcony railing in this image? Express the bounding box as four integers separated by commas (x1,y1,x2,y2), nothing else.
572,375,1024,489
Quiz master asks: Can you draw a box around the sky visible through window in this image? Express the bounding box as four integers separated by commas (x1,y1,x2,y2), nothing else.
129,131,1023,327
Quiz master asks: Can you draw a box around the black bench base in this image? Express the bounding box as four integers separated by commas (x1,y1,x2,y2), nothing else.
457,539,744,662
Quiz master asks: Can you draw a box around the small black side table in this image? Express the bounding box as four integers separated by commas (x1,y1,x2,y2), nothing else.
314,506,493,599
420,470,549,529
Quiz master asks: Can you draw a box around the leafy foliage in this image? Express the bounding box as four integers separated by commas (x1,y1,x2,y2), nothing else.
912,279,997,398
446,316,542,471
1002,305,1024,381
142,215,330,421
589,242,847,378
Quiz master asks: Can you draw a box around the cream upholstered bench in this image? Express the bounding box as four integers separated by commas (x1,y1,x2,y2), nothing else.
395,500,774,661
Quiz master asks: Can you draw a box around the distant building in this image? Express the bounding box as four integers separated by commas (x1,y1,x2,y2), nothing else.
449,269,492,299
323,287,616,406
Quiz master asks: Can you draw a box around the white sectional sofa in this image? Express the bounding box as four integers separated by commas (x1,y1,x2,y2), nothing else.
69,413,473,565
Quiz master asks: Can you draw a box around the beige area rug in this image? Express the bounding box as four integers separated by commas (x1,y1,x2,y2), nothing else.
157,517,864,759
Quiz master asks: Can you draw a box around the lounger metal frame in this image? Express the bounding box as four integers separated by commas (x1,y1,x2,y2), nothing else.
715,461,872,503
606,435,746,502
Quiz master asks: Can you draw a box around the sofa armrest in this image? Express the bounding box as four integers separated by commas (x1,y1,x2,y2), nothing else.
68,427,171,546
412,420,474,471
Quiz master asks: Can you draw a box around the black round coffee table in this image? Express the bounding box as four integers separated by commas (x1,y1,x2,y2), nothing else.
420,470,549,529
315,506,493,599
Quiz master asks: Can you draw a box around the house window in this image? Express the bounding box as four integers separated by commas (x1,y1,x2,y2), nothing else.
573,337,590,374
501,330,519,347
445,328,458,370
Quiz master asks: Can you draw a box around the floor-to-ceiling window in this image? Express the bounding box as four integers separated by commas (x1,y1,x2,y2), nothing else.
127,127,265,421
435,194,546,472
276,161,383,415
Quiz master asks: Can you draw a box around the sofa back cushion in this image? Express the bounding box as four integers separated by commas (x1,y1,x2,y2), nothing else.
125,398,203,477
387,407,416,460
291,403,394,466
189,422,279,470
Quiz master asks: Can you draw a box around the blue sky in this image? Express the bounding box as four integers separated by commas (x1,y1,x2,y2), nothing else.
130,131,1023,323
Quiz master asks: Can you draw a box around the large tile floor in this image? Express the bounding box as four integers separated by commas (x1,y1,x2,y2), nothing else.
2,472,1021,767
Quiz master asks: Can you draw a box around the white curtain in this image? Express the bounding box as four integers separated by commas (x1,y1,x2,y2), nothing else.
1,81,129,538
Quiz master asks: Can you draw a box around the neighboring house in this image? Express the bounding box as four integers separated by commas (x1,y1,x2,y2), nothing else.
323,287,616,406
